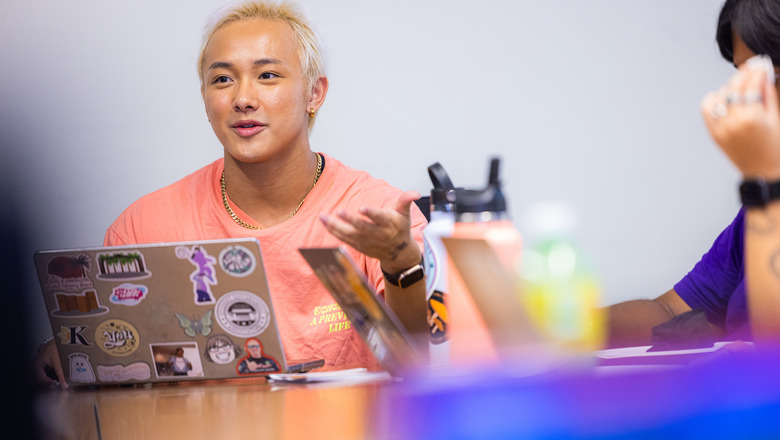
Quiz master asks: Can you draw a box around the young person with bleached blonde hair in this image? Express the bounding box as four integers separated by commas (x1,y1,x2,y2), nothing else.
36,1,427,388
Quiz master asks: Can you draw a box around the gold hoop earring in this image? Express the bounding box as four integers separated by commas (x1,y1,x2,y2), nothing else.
308,108,316,117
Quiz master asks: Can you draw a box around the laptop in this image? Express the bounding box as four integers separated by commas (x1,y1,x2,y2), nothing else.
34,238,320,387
298,248,425,377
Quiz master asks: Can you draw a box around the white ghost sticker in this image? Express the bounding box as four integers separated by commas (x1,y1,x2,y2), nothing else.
69,352,96,383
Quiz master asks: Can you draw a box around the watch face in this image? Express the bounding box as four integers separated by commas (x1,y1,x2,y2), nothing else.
399,266,425,288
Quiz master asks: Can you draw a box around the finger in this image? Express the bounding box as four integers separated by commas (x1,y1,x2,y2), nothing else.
359,191,419,225
358,206,392,227
336,209,381,232
51,354,68,389
33,359,59,388
394,191,420,216
319,213,361,244
701,91,727,130
765,75,780,120
725,68,746,93
739,64,768,104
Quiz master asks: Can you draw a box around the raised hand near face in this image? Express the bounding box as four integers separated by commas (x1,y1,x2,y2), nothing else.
702,54,780,179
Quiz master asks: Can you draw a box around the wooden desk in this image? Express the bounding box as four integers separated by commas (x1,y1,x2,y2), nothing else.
37,379,385,440
36,345,780,439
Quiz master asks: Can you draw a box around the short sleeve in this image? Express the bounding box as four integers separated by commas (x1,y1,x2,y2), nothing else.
674,209,745,329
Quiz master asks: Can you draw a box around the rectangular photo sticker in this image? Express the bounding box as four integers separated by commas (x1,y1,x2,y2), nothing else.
149,342,204,379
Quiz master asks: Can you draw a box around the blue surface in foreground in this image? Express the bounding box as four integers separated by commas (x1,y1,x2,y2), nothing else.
375,348,780,439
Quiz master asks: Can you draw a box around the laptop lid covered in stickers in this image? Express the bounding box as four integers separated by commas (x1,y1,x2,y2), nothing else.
298,247,424,377
34,238,289,387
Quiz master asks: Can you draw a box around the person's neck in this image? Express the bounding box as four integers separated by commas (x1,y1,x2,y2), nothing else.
222,147,320,228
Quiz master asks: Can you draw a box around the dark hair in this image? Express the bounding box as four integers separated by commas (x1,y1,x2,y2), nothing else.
716,0,780,66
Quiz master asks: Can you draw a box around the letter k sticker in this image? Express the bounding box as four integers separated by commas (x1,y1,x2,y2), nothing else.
58,325,92,346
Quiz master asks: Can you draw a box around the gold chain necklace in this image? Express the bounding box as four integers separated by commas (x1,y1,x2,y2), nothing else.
221,153,323,230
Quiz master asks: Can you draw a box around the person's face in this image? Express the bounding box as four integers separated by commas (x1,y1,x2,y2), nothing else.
247,340,262,357
201,19,316,163
208,339,236,364
176,348,184,357
732,33,780,101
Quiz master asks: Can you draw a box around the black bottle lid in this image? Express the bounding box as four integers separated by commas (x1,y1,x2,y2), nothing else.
455,157,507,214
428,162,457,209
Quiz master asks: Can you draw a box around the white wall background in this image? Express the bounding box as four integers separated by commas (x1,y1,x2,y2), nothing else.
1,0,739,343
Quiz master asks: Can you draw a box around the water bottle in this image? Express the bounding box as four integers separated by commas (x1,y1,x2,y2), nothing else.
447,158,523,366
422,162,456,368
522,201,605,355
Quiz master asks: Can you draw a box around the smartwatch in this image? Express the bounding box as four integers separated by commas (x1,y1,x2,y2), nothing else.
382,257,425,288
739,178,780,207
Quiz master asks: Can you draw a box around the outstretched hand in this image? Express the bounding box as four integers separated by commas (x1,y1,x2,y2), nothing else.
701,54,780,179
319,191,422,272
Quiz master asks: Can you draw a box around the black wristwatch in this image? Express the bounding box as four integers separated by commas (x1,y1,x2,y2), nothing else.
382,257,425,288
739,178,780,207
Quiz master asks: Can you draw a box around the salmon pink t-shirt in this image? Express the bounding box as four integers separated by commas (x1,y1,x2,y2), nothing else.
104,153,426,369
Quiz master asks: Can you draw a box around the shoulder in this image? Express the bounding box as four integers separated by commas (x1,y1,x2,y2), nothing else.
104,160,222,245
131,160,220,208
320,153,427,235
324,155,405,207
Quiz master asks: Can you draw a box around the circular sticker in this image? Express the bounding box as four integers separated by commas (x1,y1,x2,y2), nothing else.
214,291,271,338
94,319,140,356
205,334,240,365
219,245,256,277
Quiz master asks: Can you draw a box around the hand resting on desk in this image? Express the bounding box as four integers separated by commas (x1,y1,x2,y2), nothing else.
33,339,67,390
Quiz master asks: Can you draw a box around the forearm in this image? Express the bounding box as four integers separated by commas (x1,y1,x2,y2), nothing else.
380,244,428,339
385,279,427,334
744,203,780,341
605,295,681,348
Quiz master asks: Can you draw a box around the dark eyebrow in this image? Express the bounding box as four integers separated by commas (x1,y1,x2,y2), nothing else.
254,58,282,66
208,61,232,70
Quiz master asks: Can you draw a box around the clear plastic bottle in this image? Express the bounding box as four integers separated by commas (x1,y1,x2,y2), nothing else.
422,162,456,368
522,202,605,354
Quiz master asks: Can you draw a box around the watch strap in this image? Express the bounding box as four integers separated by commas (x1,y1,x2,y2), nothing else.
740,178,780,207
382,257,425,288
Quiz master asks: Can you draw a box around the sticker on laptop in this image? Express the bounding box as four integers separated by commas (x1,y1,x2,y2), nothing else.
109,283,148,306
204,334,242,365
95,319,140,356
219,245,256,277
96,362,151,382
69,352,96,384
57,325,92,347
51,289,109,318
96,251,151,280
214,291,271,338
236,338,280,375
175,245,217,304
45,254,94,292
174,310,213,338
149,343,204,379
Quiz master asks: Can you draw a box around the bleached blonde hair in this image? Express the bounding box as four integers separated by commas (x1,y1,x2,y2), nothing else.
198,1,326,130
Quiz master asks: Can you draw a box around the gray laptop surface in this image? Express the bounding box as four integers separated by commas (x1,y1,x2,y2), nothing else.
34,238,299,387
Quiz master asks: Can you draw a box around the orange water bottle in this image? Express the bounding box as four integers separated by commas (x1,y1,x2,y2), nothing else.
447,158,522,366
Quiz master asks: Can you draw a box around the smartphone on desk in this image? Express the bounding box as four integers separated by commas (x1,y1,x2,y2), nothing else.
286,359,325,374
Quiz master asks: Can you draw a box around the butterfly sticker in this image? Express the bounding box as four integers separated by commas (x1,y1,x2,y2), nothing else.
174,310,213,338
